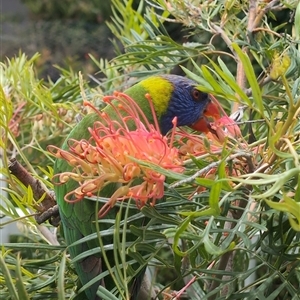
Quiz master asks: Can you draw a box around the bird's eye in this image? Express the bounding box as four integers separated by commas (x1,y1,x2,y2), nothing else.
191,88,204,102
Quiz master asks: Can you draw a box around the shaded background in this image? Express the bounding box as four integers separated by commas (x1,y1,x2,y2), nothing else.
1,0,115,80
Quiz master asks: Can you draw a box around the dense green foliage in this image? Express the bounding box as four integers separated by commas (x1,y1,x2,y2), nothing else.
1,0,300,299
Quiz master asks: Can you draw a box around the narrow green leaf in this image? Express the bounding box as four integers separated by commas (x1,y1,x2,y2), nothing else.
113,209,126,298
195,177,216,188
265,195,300,231
128,156,188,180
174,251,182,273
15,254,30,300
181,65,212,90
295,1,300,47
217,57,235,80
232,167,300,198
173,216,192,256
130,225,166,240
141,206,180,225
0,252,19,299
208,181,221,216
208,58,250,105
232,43,264,114
180,207,217,218
203,234,224,256
294,175,300,202
164,228,203,241
97,286,119,300
201,65,225,94
202,218,235,255
2,243,63,251
57,252,66,300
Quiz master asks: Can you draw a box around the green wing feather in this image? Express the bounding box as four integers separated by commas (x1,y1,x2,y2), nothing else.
54,83,154,300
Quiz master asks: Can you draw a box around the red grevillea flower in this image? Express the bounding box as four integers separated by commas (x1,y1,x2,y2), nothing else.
49,92,184,217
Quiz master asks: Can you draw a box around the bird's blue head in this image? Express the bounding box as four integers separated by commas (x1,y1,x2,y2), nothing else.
141,74,220,135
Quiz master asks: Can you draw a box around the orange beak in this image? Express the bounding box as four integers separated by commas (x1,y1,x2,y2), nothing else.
190,101,221,134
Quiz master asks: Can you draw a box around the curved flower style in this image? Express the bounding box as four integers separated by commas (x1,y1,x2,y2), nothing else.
49,92,184,217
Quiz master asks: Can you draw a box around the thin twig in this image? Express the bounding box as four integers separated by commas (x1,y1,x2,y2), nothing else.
252,0,281,31
8,158,59,225
208,251,233,300
36,224,60,246
170,152,252,188
35,205,60,227
209,22,235,56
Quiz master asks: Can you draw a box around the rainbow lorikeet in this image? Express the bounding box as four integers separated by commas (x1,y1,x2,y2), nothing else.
53,75,220,299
